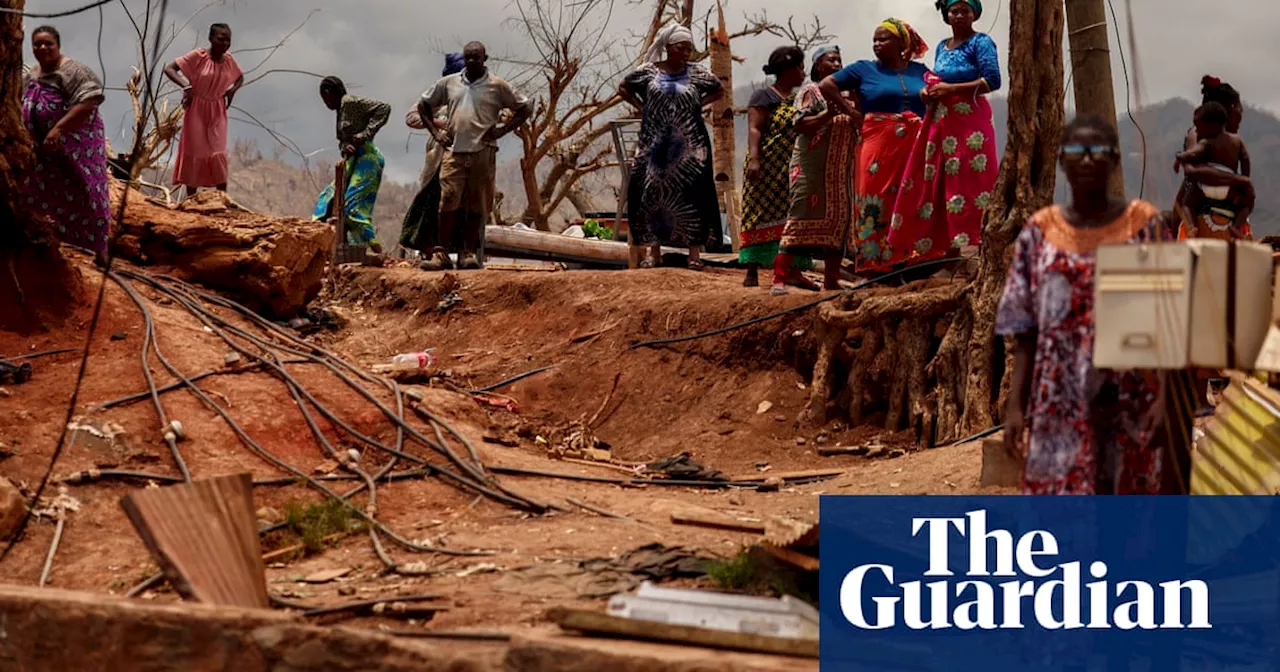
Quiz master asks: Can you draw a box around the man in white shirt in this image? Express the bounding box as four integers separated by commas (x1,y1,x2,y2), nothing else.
417,41,532,270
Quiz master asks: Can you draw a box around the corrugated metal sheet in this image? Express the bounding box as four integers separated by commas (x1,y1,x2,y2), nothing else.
1191,376,1280,495
120,473,269,608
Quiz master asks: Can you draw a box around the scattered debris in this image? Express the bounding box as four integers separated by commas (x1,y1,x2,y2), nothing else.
795,437,806,446
66,417,129,453
756,477,782,493
436,292,463,312
0,476,26,540
774,414,786,422
817,444,870,456
223,352,242,366
0,360,33,385
756,400,773,415
110,332,128,341
303,567,353,583
455,563,502,578
646,453,727,482
492,543,706,600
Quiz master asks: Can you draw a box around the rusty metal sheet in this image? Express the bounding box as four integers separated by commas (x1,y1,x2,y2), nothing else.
121,473,268,608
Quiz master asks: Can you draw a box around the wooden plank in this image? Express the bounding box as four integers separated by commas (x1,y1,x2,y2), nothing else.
758,543,819,572
727,469,845,483
120,473,268,608
670,512,766,535
549,607,818,659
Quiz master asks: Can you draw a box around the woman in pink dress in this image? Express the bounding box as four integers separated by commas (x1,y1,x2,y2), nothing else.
164,23,243,199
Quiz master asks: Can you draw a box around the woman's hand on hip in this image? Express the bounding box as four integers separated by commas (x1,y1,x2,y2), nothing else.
181,88,193,109
42,126,62,151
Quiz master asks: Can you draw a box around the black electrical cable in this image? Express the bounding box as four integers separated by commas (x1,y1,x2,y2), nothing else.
1106,0,1147,199
120,269,539,514
0,347,78,362
0,0,171,566
126,270,547,511
629,256,964,350
0,0,117,17
470,365,555,393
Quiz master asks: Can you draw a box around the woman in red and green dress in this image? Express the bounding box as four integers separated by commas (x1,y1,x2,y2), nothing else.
739,47,813,288
819,18,929,275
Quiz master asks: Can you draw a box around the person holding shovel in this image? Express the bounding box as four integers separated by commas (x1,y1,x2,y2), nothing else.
312,76,391,258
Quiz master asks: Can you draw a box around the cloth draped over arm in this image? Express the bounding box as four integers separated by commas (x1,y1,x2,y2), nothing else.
52,59,106,106
338,94,391,145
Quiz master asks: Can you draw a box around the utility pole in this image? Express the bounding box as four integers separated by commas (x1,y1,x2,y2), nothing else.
1064,0,1125,198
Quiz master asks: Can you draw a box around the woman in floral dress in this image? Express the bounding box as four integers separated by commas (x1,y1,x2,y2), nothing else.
996,115,1165,495
887,0,1000,265
22,25,111,266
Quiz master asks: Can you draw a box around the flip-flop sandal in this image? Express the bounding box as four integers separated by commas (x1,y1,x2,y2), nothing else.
639,258,655,269
770,284,789,296
687,260,706,271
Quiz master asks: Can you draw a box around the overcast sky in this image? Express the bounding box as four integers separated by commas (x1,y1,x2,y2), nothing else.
20,0,1280,186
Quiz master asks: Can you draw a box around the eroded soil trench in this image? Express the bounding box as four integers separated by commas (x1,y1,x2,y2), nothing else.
0,255,1000,634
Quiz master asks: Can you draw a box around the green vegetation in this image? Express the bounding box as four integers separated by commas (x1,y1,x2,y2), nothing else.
704,546,818,606
264,498,365,559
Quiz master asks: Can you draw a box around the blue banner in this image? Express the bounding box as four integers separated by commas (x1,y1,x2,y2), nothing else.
819,496,1280,670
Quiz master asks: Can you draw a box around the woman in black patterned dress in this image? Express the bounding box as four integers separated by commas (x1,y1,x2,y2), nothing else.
618,23,725,269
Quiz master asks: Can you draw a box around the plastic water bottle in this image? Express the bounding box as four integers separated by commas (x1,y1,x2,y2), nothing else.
391,350,437,369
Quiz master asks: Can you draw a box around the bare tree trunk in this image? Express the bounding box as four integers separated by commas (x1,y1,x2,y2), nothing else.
0,0,33,246
937,0,1065,439
709,1,736,241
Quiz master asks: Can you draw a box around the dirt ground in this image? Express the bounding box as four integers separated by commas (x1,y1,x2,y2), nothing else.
0,248,1008,636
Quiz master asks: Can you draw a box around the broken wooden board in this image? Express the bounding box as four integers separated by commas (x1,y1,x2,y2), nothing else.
727,469,845,483
757,544,819,572
549,607,818,659
670,512,766,535
120,473,268,608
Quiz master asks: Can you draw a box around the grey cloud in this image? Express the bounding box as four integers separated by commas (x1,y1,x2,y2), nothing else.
22,0,1280,190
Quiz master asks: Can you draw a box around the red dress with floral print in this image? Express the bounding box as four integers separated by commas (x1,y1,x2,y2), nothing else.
995,202,1164,495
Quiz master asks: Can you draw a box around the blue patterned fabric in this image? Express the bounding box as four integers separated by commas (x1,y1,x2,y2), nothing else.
312,142,385,245
830,60,929,116
932,33,1001,92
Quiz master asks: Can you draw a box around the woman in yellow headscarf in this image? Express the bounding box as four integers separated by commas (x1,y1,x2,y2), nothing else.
817,18,929,275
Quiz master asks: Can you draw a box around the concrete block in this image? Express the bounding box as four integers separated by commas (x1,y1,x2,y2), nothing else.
980,434,1022,488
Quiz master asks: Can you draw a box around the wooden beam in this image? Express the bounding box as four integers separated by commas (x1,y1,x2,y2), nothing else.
669,512,766,534
728,469,846,483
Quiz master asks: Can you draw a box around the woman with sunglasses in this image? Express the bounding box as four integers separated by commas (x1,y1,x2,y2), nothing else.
995,115,1165,495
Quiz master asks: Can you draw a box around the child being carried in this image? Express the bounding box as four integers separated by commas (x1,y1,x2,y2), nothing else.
1175,101,1253,239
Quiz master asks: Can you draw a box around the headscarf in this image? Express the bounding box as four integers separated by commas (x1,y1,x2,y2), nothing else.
878,18,928,60
936,0,983,20
443,53,464,77
809,45,840,82
645,23,694,64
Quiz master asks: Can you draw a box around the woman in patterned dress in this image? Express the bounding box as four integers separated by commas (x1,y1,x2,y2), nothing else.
887,0,1000,266
996,115,1165,495
772,46,856,295
739,47,812,288
820,18,929,275
619,23,725,270
22,25,111,266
